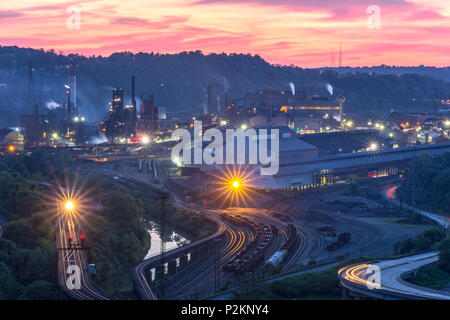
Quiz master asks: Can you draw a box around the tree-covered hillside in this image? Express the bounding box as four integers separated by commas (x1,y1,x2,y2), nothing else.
397,153,450,216
0,45,449,125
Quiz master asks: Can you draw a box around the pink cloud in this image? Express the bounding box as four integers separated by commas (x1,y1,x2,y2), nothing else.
0,0,449,67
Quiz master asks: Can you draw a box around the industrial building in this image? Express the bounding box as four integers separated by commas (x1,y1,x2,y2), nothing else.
299,129,389,156
0,127,24,152
236,81,345,133
251,142,450,190
101,76,137,143
18,59,95,147
139,94,158,131
195,126,318,171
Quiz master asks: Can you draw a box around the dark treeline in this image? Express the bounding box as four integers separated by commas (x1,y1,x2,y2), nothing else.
321,65,450,82
0,152,150,299
394,228,446,255
397,153,450,215
82,182,151,299
0,150,218,299
1,45,449,124
0,151,72,299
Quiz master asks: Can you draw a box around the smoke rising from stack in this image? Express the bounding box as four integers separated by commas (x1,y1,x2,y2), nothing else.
326,83,333,95
289,82,295,96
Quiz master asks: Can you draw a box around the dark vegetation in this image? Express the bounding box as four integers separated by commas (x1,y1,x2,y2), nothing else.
342,183,360,196
0,151,72,299
396,212,430,225
398,153,450,216
1,46,450,125
77,174,217,298
233,258,368,300
84,188,150,299
409,239,450,290
394,228,446,255
0,151,151,299
133,188,217,241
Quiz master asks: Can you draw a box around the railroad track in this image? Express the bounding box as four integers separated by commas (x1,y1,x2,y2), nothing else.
57,201,109,300
167,223,249,298
282,227,308,271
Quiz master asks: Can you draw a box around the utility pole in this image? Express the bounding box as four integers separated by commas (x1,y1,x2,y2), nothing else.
331,48,335,67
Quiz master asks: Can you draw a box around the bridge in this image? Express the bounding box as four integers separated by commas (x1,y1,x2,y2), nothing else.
338,252,450,300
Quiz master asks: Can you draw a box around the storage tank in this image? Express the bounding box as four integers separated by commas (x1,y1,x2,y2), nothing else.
265,250,287,267
87,264,96,275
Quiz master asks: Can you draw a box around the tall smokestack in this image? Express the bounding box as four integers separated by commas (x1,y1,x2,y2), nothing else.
131,76,136,106
131,76,136,132
216,94,221,115
207,86,212,114
28,60,33,112
67,88,71,120
34,103,39,147
434,88,438,127
150,94,155,130
69,57,77,115
336,93,346,130
225,93,229,109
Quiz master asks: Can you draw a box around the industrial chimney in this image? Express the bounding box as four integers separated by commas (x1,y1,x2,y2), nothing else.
131,76,136,133
28,60,34,113
216,94,221,115
66,88,71,120
207,86,212,115
336,93,346,130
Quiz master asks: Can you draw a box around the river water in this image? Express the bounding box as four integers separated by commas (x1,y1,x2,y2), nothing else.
144,222,190,260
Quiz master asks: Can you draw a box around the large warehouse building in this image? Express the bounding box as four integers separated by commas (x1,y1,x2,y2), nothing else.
252,142,450,190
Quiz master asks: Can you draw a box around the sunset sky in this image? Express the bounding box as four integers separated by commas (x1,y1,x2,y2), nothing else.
0,0,449,67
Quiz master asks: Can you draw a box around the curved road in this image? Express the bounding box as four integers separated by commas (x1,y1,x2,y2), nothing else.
383,185,449,229
339,251,450,300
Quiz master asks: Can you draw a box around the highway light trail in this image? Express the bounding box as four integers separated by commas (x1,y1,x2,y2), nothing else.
343,264,381,288
339,253,450,299
386,186,398,199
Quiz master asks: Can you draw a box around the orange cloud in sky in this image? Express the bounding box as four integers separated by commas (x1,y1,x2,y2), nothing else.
0,0,449,67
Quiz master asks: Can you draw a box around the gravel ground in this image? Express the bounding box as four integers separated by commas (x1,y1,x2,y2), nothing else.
263,189,431,260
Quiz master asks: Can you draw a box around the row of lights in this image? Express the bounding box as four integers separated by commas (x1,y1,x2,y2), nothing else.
73,116,86,123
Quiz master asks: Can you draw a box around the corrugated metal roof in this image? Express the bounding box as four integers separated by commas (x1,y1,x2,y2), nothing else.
275,142,450,177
